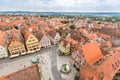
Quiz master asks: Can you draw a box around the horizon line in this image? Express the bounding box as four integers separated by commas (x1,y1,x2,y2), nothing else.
0,11,120,13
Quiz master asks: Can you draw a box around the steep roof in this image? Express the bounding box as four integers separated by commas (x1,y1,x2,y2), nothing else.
60,38,70,47
4,64,40,80
0,30,7,46
80,63,104,80
70,30,82,41
48,29,57,39
23,30,31,41
0,77,5,80
43,26,51,32
29,24,39,30
98,49,120,79
82,41,103,64
36,29,44,41
10,28,24,43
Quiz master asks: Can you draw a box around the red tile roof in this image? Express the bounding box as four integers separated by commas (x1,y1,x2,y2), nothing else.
23,30,30,41
82,41,103,64
98,50,120,79
43,26,51,32
106,41,112,47
80,62,104,80
9,28,24,43
64,38,78,45
4,64,40,80
48,29,57,38
36,30,44,41
0,30,7,46
0,77,5,80
29,24,39,30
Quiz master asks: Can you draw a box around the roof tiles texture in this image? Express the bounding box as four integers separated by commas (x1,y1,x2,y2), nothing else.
4,64,40,80
98,50,120,79
80,63,104,80
0,77,5,80
48,29,57,39
36,30,44,41
0,30,7,46
82,41,103,64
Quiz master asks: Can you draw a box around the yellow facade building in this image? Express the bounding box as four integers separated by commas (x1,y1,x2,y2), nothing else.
24,30,40,53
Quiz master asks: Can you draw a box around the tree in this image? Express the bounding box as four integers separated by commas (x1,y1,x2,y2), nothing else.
70,24,76,29
97,21,101,24
74,75,79,80
61,20,69,24
59,27,63,30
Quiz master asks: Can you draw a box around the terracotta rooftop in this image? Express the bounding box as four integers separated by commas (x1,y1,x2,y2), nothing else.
82,41,103,64
48,29,57,39
80,62,104,80
87,33,98,40
29,24,39,30
64,38,78,45
60,39,69,47
99,27,115,36
43,26,51,32
70,30,82,42
23,30,31,41
98,50,120,79
10,28,24,43
0,30,7,46
106,41,112,47
0,77,5,80
36,29,44,41
12,20,25,26
2,64,40,80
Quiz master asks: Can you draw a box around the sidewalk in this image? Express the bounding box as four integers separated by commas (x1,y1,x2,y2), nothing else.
57,55,76,80
39,52,54,80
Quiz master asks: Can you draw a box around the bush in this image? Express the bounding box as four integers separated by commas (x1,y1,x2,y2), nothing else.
74,75,79,80
61,20,69,24
70,24,76,29
59,27,63,30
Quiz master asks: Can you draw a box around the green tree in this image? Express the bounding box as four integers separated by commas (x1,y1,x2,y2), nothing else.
97,21,101,24
59,27,63,30
74,75,79,80
70,24,76,29
61,20,69,24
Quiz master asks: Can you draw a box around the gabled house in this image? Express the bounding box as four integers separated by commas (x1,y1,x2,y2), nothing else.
8,29,26,58
48,29,61,45
70,30,89,45
23,30,40,53
0,30,8,58
36,30,51,48
56,28,69,38
58,38,71,55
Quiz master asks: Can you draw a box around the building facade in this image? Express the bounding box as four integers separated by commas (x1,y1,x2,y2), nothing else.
48,30,61,45
8,29,26,58
71,48,85,68
24,31,40,53
58,40,71,55
8,39,26,58
36,30,51,48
